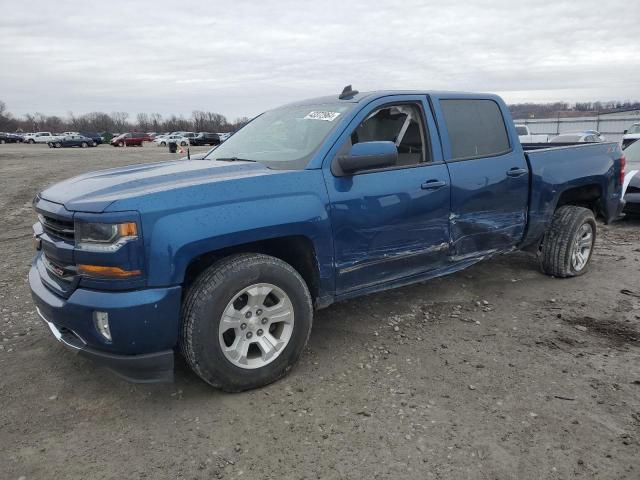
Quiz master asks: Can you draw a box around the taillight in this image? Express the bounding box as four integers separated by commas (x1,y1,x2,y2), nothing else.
620,155,626,186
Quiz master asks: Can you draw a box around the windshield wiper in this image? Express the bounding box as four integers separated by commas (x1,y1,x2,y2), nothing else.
215,157,256,162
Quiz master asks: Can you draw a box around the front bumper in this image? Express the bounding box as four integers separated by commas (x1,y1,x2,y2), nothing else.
29,263,182,383
623,193,640,214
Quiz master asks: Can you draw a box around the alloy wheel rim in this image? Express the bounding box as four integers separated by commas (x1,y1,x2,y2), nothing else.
571,223,593,271
218,283,294,369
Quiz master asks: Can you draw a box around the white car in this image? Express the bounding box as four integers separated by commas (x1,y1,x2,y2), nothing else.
154,134,190,147
549,133,603,143
623,123,640,148
23,132,65,144
515,124,549,143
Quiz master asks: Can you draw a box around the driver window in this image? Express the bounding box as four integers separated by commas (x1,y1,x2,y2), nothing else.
350,104,429,166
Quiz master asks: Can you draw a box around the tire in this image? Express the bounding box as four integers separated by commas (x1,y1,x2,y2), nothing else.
180,253,313,392
0,139,5,144
180,141,187,146
47,143,53,148
55,142,61,148
160,141,166,147
28,139,35,144
81,142,88,148
539,205,596,278
92,141,97,147
118,141,125,147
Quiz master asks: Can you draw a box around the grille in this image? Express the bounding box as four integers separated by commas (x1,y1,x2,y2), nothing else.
39,213,74,242
42,254,76,282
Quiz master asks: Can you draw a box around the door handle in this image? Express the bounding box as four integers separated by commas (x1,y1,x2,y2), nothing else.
506,167,528,177
421,180,447,190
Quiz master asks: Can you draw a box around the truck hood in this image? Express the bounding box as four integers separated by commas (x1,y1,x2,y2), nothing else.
39,159,281,212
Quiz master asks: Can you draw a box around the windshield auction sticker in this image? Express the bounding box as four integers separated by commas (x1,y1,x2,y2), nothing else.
304,111,341,121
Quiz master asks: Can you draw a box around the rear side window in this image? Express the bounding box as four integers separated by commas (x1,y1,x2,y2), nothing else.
440,99,510,160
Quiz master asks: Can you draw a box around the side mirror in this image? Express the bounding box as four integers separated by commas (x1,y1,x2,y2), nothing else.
623,129,628,134
338,141,398,174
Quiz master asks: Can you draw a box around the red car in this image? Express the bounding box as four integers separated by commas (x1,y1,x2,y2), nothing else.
110,132,151,147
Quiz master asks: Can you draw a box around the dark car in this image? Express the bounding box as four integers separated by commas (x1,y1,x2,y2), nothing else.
189,132,221,146
110,132,151,147
79,132,103,145
0,132,23,144
623,140,640,215
48,134,96,148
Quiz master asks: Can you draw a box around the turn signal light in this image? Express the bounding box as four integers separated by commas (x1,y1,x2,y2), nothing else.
620,155,626,186
77,264,141,278
117,222,138,237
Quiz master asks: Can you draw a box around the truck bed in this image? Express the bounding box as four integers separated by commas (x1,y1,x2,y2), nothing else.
522,141,624,247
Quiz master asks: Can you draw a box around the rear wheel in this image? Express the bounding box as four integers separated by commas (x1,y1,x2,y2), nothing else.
81,142,88,148
180,253,313,392
539,205,596,277
92,141,97,147
55,142,62,148
180,141,187,146
0,139,5,144
118,141,125,147
28,139,35,144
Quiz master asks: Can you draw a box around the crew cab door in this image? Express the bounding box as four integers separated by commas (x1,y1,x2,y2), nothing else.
323,96,451,296
432,96,529,257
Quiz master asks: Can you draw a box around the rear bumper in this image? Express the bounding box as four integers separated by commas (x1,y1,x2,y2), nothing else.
29,263,182,383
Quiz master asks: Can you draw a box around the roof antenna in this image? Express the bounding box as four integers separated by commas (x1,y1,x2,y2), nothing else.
339,85,359,100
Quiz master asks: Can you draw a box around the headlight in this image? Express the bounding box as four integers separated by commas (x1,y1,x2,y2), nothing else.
75,221,138,252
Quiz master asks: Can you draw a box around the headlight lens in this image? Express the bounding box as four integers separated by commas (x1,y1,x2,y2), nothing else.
75,221,138,251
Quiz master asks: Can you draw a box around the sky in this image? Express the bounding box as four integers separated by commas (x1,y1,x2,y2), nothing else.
1,0,639,121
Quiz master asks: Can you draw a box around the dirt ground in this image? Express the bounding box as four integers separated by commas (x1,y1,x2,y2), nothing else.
0,143,639,480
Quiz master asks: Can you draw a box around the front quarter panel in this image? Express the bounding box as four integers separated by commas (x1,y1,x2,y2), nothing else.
140,169,334,296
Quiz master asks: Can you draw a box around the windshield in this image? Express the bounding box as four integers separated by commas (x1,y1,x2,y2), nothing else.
628,124,640,134
204,103,353,169
624,139,640,164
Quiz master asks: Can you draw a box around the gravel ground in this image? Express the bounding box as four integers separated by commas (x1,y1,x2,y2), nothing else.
0,143,639,480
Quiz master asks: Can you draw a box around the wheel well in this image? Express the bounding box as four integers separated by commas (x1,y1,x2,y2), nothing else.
556,184,603,217
183,236,320,302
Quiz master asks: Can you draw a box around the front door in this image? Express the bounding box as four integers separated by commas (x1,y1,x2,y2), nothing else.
323,97,451,295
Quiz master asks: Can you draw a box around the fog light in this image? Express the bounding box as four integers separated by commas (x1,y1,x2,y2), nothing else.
93,311,111,341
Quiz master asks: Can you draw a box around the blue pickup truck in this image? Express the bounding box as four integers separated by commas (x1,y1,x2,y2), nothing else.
29,87,626,391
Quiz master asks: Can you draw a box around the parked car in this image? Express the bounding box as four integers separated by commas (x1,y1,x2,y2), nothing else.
48,134,96,148
218,132,232,141
622,139,640,214
582,130,606,142
549,133,602,143
622,123,640,148
154,134,190,146
79,132,104,145
515,124,549,143
189,132,221,146
110,132,151,147
24,132,65,144
0,132,23,144
29,88,625,390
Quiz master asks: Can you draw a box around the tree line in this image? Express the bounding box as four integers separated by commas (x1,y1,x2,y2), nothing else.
0,100,250,134
509,100,640,119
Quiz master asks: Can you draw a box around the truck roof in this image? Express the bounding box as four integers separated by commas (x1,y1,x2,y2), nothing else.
284,90,501,107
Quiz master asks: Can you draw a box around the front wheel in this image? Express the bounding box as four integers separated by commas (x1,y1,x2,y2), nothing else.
539,205,596,277
180,253,313,392
28,139,35,144
81,142,88,148
55,142,62,148
180,141,187,146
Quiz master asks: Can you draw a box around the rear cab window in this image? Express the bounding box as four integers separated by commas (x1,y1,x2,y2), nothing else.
439,99,511,161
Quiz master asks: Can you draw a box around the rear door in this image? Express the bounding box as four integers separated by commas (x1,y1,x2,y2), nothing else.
323,95,451,295
432,96,529,257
